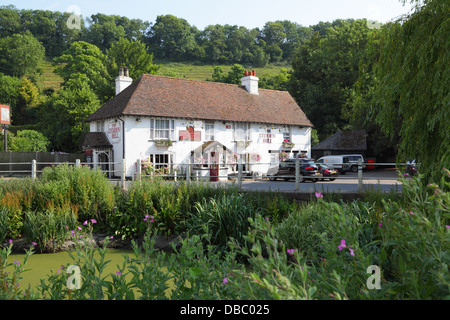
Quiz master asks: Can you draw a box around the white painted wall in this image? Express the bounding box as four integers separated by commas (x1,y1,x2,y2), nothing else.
90,117,311,178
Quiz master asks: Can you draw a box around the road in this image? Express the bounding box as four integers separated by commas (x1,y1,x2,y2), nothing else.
118,169,404,194
228,169,403,193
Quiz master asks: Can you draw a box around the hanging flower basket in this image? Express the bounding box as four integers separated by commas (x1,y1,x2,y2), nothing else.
282,140,295,148
250,153,261,163
279,151,289,161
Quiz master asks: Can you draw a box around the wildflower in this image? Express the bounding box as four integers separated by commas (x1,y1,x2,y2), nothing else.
338,239,346,251
378,221,383,227
409,211,414,215
8,239,13,245
287,249,296,255
315,192,323,198
70,230,75,236
90,219,97,224
13,260,20,265
222,277,228,284
110,236,114,239
83,220,88,226
349,248,355,256
77,226,82,231
32,242,37,246
116,271,122,276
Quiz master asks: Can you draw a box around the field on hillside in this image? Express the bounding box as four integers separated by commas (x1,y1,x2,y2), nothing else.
37,60,291,91
156,60,291,81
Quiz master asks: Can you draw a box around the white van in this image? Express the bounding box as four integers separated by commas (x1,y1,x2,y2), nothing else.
316,154,365,174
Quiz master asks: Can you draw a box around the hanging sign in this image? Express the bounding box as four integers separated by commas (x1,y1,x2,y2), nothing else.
0,105,10,125
108,121,121,144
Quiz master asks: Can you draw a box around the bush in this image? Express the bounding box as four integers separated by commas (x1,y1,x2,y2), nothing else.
40,164,115,224
23,208,77,252
187,193,263,251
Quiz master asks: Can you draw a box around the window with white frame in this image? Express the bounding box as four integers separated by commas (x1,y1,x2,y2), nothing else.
96,121,104,132
205,121,214,141
234,122,249,141
150,119,175,140
282,126,291,142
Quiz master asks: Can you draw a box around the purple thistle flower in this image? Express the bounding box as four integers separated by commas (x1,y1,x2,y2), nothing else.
222,277,228,284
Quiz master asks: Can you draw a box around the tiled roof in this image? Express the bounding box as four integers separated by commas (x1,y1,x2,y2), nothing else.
312,130,367,151
84,74,313,127
80,132,112,149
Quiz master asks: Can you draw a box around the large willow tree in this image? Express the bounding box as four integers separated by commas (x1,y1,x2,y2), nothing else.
372,0,449,183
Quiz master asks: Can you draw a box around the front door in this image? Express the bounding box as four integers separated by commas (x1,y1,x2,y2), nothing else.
210,152,219,181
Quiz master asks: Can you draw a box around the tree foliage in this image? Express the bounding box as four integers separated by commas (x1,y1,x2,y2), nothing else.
53,41,113,103
289,19,378,140
107,38,160,79
0,32,45,78
368,0,449,183
10,130,49,152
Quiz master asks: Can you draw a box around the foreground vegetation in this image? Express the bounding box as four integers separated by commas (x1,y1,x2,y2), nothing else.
0,164,448,300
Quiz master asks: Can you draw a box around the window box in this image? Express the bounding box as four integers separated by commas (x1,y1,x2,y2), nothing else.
155,139,173,147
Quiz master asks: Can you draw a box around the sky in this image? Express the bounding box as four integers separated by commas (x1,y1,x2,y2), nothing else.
6,0,415,29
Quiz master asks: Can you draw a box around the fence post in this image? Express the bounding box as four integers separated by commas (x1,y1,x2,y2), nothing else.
136,159,141,186
358,158,363,192
174,170,177,182
121,158,126,189
238,157,242,190
75,159,81,167
295,158,300,191
186,158,191,184
31,159,36,180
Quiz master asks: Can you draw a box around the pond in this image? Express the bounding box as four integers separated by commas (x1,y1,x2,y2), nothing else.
7,249,134,290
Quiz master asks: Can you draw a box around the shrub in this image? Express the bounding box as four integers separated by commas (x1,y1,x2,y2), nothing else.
23,208,77,252
187,193,263,251
40,164,115,224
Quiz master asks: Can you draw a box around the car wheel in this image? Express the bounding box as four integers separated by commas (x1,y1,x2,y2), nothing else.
329,178,336,181
284,178,290,181
351,165,358,173
269,176,277,181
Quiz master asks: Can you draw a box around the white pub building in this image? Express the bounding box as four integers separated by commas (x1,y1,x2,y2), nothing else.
82,67,313,180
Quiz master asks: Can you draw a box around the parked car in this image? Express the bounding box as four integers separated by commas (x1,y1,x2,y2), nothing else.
316,163,338,181
266,159,321,182
316,154,365,174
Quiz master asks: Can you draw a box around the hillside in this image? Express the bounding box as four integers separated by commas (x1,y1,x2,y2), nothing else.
37,60,290,92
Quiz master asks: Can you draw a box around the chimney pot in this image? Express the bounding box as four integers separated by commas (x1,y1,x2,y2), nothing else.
115,66,132,95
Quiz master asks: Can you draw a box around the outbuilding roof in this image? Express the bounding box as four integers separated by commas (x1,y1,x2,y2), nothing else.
84,74,313,127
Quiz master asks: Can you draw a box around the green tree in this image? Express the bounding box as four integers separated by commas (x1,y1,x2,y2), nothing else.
0,32,45,78
368,0,449,183
148,14,200,60
259,68,290,91
53,41,113,102
40,75,101,152
209,64,245,84
83,13,126,52
107,38,160,79
0,75,41,125
289,19,378,140
0,5,22,38
10,130,49,151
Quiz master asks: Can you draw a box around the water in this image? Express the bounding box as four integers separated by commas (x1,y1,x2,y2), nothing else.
7,249,133,290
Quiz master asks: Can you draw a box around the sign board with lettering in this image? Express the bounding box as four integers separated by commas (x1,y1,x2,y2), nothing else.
0,105,10,125
108,121,121,144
